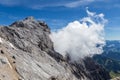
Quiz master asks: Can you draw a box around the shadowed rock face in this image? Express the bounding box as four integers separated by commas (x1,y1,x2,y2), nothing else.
0,17,110,80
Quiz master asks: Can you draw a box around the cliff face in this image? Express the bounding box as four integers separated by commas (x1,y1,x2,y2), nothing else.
0,17,110,80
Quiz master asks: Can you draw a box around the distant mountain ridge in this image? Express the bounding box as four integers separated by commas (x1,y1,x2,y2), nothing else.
93,40,120,78
103,40,120,61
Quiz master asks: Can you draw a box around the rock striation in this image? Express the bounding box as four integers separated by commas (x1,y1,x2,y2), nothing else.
0,17,110,80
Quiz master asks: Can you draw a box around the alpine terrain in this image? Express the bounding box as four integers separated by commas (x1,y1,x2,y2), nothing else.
0,17,110,80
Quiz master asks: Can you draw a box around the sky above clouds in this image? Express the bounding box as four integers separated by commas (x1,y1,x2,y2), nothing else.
0,0,120,40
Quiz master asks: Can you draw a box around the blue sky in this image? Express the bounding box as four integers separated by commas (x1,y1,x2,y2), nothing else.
0,0,120,40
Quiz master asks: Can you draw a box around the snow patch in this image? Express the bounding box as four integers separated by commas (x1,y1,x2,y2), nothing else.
0,37,16,49
108,44,115,47
9,43,16,49
0,37,3,43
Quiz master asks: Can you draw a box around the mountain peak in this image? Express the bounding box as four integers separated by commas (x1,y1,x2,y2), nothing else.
10,16,37,27
9,16,50,33
24,16,35,21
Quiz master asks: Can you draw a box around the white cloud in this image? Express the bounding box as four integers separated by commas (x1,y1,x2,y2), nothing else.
0,11,20,20
37,18,69,30
0,0,117,9
30,0,96,9
106,26,120,31
0,0,20,6
50,9,107,61
0,0,95,9
65,0,94,8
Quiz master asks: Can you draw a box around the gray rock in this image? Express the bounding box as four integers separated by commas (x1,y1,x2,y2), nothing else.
0,17,111,80
111,77,120,80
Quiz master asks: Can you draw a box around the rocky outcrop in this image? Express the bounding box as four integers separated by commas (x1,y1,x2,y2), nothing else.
0,17,110,80
111,77,120,80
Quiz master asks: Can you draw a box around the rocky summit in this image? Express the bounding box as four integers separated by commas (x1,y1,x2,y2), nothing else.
0,17,110,80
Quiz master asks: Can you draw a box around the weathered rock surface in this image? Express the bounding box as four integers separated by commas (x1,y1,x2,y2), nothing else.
111,77,120,80
0,17,110,80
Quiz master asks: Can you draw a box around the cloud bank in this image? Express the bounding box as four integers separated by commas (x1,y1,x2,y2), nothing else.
50,8,107,61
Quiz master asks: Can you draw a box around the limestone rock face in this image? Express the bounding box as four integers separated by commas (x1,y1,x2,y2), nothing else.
111,77,120,80
0,17,110,80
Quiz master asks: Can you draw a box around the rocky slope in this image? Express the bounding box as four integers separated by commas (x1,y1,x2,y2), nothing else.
0,17,110,80
111,77,120,80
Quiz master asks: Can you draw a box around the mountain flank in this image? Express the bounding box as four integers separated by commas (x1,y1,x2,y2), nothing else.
0,17,110,80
